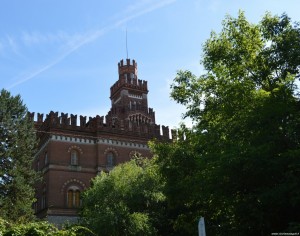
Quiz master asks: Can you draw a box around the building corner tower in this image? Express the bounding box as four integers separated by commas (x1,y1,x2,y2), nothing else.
106,58,156,129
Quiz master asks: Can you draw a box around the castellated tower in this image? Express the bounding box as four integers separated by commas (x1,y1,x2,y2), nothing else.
107,58,156,129
31,58,171,226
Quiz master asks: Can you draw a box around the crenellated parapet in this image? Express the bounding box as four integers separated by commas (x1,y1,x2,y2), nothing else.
171,129,178,140
148,108,155,120
80,115,86,126
110,58,148,98
107,105,155,123
32,58,176,223
37,113,44,123
162,125,169,138
110,79,148,98
32,111,172,140
28,112,34,121
32,58,173,144
118,59,137,76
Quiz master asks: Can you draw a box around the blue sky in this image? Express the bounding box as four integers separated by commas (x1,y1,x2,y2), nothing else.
1,0,299,128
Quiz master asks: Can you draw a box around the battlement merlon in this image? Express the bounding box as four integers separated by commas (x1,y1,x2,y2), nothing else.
30,111,172,140
118,59,137,76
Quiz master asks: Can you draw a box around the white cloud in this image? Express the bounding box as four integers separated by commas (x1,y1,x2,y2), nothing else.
6,35,21,56
21,31,70,46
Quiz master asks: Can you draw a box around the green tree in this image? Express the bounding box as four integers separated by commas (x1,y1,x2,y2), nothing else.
149,129,204,236
80,158,166,236
152,11,300,235
0,89,39,223
0,220,95,236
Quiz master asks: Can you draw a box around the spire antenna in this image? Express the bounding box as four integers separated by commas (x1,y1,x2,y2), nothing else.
126,28,129,59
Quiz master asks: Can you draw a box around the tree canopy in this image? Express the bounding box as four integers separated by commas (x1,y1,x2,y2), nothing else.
80,157,167,236
0,89,39,222
152,11,300,235
0,219,96,236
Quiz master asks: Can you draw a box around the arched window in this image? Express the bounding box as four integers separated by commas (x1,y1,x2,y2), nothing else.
137,102,141,110
70,150,78,166
106,152,115,167
130,73,134,82
67,187,81,208
133,101,136,110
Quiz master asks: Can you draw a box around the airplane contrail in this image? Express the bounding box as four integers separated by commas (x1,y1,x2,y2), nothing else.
7,0,176,89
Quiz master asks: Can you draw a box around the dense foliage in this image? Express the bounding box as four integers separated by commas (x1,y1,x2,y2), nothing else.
80,158,167,236
151,11,300,235
0,89,39,222
0,218,95,236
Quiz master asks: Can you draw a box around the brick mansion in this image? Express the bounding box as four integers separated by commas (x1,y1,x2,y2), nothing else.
29,59,174,224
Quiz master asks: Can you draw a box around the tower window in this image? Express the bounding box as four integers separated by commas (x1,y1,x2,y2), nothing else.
71,150,79,166
133,101,136,110
130,73,134,84
106,152,115,167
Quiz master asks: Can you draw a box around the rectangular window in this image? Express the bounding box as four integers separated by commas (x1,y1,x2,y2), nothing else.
68,190,73,208
107,153,114,167
71,151,78,165
130,73,134,84
75,191,80,207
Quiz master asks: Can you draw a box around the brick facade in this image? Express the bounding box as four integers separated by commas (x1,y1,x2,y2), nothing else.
29,59,173,224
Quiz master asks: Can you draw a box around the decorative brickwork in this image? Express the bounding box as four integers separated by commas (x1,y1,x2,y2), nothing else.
67,146,83,154
103,147,119,157
60,179,86,194
33,59,174,225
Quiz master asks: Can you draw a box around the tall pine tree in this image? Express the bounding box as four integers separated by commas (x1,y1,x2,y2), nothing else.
0,89,39,222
